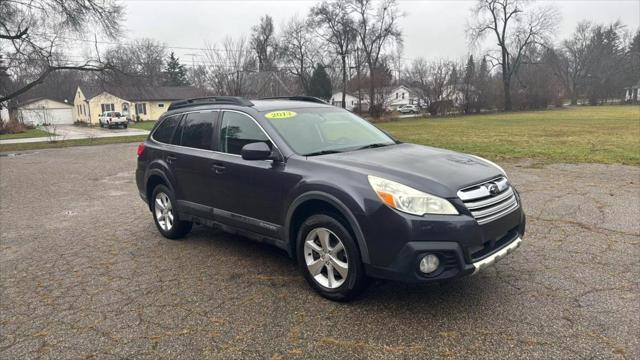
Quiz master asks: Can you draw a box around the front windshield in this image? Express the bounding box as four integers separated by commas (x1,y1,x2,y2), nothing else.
263,108,395,156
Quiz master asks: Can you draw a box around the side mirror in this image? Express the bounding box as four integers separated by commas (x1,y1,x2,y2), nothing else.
241,142,281,161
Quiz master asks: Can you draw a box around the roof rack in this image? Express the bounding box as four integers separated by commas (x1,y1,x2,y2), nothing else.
168,96,254,111
259,96,327,104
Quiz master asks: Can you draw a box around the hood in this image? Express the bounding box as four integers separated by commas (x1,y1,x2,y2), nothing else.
310,143,504,198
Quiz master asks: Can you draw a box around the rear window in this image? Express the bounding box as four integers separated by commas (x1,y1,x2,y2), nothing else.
152,116,180,144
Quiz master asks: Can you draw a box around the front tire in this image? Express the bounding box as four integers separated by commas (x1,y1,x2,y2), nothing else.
297,214,368,301
151,184,192,240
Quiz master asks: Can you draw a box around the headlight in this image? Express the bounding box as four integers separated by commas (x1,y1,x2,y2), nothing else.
367,175,458,216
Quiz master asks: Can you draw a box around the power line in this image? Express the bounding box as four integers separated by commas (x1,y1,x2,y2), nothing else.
27,32,246,53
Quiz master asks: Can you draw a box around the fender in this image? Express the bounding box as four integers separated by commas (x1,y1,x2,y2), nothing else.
144,164,176,210
284,191,370,264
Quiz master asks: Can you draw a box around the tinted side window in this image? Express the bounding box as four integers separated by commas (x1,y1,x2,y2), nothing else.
219,112,270,155
171,118,184,145
153,116,180,143
180,112,215,150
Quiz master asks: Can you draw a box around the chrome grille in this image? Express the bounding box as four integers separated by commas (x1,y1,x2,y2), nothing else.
457,177,519,225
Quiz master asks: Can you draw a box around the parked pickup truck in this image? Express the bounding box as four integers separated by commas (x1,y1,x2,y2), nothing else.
99,111,128,129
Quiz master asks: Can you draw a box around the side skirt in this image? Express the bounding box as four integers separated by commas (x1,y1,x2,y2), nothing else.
176,200,289,254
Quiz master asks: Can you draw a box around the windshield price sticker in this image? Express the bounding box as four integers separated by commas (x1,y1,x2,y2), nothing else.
265,111,297,119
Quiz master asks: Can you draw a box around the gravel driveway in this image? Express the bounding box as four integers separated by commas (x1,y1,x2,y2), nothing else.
1,143,638,359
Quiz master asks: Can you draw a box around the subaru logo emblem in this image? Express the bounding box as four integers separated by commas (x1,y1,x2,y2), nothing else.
488,183,499,195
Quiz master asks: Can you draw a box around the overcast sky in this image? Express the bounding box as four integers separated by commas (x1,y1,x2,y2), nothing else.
120,0,640,65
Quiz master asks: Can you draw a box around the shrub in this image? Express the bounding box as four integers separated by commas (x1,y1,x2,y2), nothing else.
0,119,28,135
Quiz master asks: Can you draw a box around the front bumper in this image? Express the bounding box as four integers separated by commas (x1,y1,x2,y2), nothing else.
471,236,522,275
362,200,526,283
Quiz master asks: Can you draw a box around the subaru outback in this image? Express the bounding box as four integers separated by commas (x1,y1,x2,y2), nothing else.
136,96,525,301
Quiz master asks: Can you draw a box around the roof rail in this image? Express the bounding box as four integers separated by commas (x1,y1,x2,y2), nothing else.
259,96,327,104
168,96,254,111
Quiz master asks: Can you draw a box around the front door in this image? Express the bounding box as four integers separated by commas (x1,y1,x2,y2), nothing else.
211,110,292,237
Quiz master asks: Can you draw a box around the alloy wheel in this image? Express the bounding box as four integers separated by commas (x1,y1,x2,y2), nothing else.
303,227,349,289
154,192,174,231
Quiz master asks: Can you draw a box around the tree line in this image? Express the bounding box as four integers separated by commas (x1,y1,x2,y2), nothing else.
1,0,638,118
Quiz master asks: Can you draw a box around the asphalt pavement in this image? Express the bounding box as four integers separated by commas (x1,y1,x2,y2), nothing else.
1,143,638,359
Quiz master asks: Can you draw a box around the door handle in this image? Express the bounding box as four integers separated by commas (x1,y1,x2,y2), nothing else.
166,155,177,164
212,163,226,174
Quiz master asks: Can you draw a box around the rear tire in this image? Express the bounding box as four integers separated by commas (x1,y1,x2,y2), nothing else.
297,214,368,301
151,184,192,240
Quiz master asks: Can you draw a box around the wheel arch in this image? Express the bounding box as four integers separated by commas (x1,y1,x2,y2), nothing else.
145,168,174,211
284,191,370,264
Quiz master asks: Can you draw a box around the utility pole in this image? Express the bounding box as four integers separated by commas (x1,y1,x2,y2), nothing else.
355,47,362,113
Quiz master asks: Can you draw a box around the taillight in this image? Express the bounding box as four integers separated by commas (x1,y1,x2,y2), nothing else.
137,143,145,157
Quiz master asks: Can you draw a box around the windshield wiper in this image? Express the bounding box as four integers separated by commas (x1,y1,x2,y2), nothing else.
355,142,394,151
303,149,345,157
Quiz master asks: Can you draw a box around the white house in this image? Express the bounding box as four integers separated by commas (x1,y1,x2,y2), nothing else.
17,98,74,126
624,81,639,103
0,103,8,122
330,91,369,111
385,85,423,111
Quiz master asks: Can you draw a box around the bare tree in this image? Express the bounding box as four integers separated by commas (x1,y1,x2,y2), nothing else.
427,60,457,115
552,21,592,105
310,0,355,108
102,39,167,87
280,16,319,93
250,15,278,72
203,36,256,96
187,64,210,91
468,0,558,111
404,58,458,115
349,0,402,117
404,58,430,105
0,0,123,102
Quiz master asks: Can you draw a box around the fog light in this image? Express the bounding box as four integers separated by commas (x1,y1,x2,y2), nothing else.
419,254,440,274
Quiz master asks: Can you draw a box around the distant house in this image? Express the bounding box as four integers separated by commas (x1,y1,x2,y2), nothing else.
624,81,639,103
330,91,369,111
73,85,206,125
16,98,74,126
330,85,424,112
385,85,423,111
0,104,8,122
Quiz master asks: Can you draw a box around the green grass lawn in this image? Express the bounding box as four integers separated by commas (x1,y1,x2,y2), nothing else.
129,121,157,131
2,106,638,164
0,128,51,140
379,105,640,165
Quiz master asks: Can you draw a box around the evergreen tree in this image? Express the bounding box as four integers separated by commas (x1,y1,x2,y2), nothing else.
308,64,332,100
627,30,640,86
164,52,189,86
475,57,491,112
462,55,476,113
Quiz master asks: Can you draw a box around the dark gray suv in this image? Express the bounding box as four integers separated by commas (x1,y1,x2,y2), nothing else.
136,96,525,301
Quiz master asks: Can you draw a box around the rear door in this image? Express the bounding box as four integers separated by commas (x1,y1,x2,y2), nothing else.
170,110,220,219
